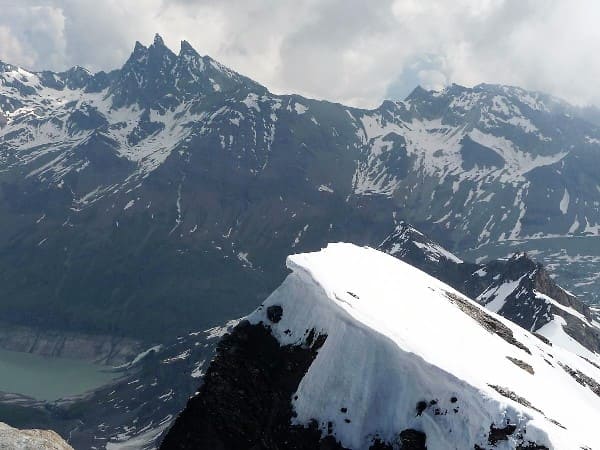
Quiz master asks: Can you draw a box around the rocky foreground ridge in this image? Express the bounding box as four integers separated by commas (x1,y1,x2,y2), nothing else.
0,422,73,450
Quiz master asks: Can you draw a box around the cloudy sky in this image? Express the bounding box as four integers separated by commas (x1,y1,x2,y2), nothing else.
0,0,598,108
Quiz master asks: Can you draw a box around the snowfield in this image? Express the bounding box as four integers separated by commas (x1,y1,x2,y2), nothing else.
250,243,600,450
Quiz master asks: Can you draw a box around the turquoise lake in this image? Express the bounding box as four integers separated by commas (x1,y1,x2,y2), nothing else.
0,348,118,401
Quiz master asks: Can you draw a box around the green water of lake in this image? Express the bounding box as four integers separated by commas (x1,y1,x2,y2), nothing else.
0,348,118,401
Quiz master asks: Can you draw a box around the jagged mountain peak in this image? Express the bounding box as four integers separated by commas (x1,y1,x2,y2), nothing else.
122,35,176,70
153,33,166,47
149,35,176,59
107,34,265,107
506,251,539,268
179,39,198,56
403,84,430,102
130,40,149,60
380,221,464,265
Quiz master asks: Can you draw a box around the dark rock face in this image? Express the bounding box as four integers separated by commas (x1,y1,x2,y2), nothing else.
267,305,283,323
160,320,346,450
371,430,427,450
444,292,531,355
398,429,427,449
487,385,542,414
460,136,505,170
488,423,517,445
472,422,549,450
506,357,535,375
159,320,432,450
559,363,600,398
369,430,427,450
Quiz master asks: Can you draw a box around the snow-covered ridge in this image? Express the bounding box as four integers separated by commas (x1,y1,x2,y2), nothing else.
250,243,600,450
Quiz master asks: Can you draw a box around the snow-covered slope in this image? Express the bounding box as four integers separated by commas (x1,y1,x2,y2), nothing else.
380,222,600,359
161,243,600,450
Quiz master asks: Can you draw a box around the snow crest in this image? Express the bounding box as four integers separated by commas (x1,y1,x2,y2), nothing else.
249,243,600,450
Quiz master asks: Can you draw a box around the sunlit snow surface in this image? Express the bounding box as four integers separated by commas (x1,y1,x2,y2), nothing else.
250,243,600,450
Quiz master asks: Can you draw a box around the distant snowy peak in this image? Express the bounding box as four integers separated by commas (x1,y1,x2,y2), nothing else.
379,221,463,264
404,82,568,118
378,223,600,358
353,80,600,244
162,243,600,450
0,35,272,185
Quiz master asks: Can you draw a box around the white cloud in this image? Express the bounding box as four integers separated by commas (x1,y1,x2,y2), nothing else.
0,0,599,108
0,26,33,67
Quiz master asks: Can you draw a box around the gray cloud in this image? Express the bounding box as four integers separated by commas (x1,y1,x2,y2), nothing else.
0,0,598,108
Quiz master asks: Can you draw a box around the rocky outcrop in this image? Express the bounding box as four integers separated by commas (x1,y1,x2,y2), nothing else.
0,323,142,366
0,422,72,450
160,320,339,450
159,319,431,450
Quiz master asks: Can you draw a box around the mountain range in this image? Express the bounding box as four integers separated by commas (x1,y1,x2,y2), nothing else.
1,35,600,343
1,34,600,449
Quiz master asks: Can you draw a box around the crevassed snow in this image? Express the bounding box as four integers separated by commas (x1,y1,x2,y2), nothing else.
249,243,600,450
